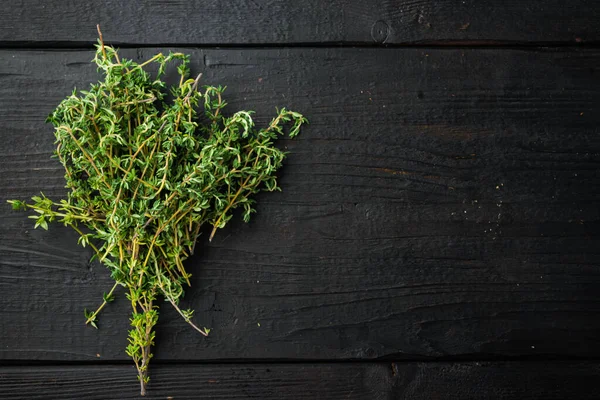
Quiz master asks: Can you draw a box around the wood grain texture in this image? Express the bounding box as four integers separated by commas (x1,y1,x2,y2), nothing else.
1,362,599,399
1,47,599,361
0,1,598,45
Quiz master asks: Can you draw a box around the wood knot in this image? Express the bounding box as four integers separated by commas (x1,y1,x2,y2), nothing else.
371,20,390,44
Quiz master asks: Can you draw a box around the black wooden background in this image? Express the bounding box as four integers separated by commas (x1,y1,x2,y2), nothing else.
1,1,600,399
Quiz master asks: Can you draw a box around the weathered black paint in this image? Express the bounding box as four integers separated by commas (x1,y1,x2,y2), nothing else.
0,3,599,398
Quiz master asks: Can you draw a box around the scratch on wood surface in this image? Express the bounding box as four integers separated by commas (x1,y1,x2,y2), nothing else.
372,167,445,183
0,260,81,273
65,62,89,68
204,57,258,69
0,348,98,358
0,274,62,282
0,245,84,268
0,72,26,79
346,371,361,398
375,167,411,176
414,124,492,140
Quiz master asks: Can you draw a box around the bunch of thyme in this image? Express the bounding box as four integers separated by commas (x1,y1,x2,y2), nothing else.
8,27,305,395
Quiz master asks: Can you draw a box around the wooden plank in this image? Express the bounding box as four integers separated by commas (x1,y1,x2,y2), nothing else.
1,1,598,45
1,362,599,399
0,47,599,361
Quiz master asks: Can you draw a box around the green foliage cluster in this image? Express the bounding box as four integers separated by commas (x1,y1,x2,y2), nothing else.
8,28,305,396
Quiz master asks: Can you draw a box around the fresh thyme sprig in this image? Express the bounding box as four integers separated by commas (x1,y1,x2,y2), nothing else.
8,26,306,396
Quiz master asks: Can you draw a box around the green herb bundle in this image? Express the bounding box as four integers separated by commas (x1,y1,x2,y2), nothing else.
8,27,306,395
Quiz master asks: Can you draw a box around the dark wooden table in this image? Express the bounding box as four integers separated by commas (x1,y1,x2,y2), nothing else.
1,1,600,398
